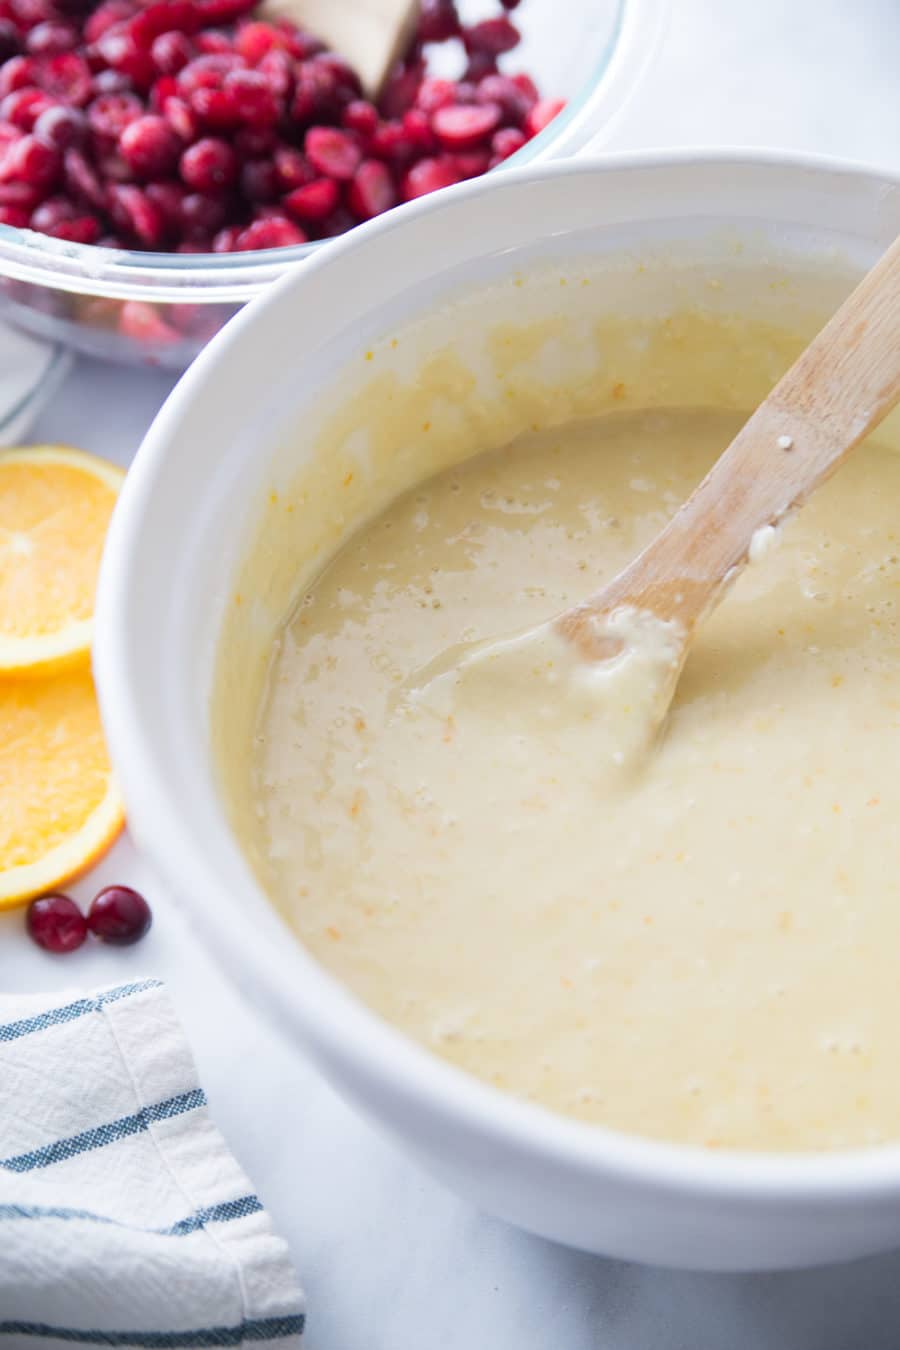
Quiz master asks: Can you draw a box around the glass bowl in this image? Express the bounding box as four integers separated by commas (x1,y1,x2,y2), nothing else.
0,0,664,371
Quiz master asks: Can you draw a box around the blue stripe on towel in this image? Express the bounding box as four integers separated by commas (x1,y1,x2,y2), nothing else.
0,1089,206,1173
0,1313,305,1344
0,981,162,1044
0,1194,263,1235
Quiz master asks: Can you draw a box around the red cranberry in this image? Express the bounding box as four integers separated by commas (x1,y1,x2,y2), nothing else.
179,134,235,189
0,55,37,99
369,118,415,165
511,71,539,104
33,101,86,147
464,17,520,56
232,122,274,157
254,48,291,98
0,177,42,207
87,90,142,144
0,132,59,188
525,97,565,137
161,92,197,140
379,60,422,119
476,74,529,126
316,203,355,237
463,51,497,83
92,66,135,95
234,19,279,64
27,893,87,953
178,186,226,235
401,107,434,151
500,0,521,8
128,0,199,48
238,154,277,200
221,66,279,126
415,77,456,115
490,125,526,161
87,884,153,945
282,174,337,221
290,58,345,125
62,145,105,207
402,154,459,200
26,20,77,54
341,97,377,139
211,220,240,250
150,28,193,73
348,157,395,220
144,177,184,230
84,1,134,44
94,28,155,89
452,148,489,179
272,143,311,191
431,101,500,150
234,213,305,249
31,195,99,239
0,202,29,225
193,0,256,24
417,0,460,43
119,112,180,175
304,123,360,180
108,181,164,244
195,28,233,54
0,87,57,131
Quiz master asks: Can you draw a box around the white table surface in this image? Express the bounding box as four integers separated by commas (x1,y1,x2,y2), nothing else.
2,1,900,1343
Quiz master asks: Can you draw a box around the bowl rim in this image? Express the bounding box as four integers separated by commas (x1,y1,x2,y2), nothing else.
96,146,900,1207
0,0,666,304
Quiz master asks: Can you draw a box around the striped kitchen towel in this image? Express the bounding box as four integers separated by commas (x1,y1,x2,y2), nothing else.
0,979,305,1347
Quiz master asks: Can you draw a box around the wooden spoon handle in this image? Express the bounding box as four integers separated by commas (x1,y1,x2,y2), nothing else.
588,234,900,632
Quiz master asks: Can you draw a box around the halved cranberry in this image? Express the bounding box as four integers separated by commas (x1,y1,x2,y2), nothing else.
401,153,459,200
0,132,59,188
282,174,337,221
179,134,235,189
27,894,87,954
119,111,180,175
87,884,153,944
304,124,361,180
431,101,500,149
369,118,415,164
348,157,395,220
108,181,165,244
401,107,434,151
272,143,311,191
0,55,38,99
34,102,86,148
150,29,193,74
87,90,142,144
0,87,57,130
415,77,456,115
161,92,197,140
490,125,526,161
476,74,529,126
26,20,76,54
525,97,565,137
464,16,520,55
84,0,134,44
234,213,305,249
38,52,92,104
341,98,377,139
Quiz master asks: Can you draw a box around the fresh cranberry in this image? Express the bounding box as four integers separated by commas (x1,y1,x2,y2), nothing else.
211,220,239,250
39,55,91,108
87,90,142,144
272,143,311,191
452,148,489,179
221,66,279,126
94,28,155,89
234,19,278,63
304,124,361,180
178,186,225,235
232,122,274,157
500,0,521,8
525,96,565,137
33,101,85,147
234,214,305,249
463,51,497,83
417,0,460,43
0,87,57,130
179,134,235,189
0,177,42,206
119,111,179,175
129,0,198,48
490,125,526,161
150,28,192,73
238,154,276,200
510,71,538,104
415,77,456,115
476,74,529,126
31,194,99,238
161,92,197,140
144,176,184,230
379,60,422,118
87,884,153,945
431,101,500,149
464,16,520,56
27,894,87,953
148,71,177,107
290,58,345,125
401,107,434,151
282,174,337,221
92,66,134,95
0,132,59,187
348,157,395,220
193,0,256,24
340,97,376,139
369,118,415,165
0,55,37,98
401,154,459,200
84,0,134,44
0,202,29,225
25,19,76,53
61,145,104,206
316,203,355,237
195,28,232,54
108,181,164,244
188,83,236,128
253,48,291,97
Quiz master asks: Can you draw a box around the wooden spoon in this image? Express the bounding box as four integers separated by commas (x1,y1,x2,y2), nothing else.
258,0,420,95
558,234,900,669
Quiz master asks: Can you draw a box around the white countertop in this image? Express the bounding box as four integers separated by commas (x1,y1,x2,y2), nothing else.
2,1,900,1343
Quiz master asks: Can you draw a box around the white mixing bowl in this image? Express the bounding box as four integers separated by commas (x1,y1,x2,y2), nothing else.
95,151,900,1271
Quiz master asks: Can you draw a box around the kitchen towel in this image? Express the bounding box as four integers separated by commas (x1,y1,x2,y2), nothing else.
0,978,305,1346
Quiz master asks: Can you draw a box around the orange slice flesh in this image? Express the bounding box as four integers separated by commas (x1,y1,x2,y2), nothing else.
0,665,125,908
0,445,124,676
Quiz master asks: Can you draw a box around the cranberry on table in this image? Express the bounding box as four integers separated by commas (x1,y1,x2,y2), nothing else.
87,885,153,946
27,894,87,954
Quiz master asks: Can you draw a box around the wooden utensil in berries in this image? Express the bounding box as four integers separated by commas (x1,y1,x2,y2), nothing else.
558,233,900,669
258,0,420,95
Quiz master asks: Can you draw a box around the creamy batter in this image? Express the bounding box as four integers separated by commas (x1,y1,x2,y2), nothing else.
253,406,900,1152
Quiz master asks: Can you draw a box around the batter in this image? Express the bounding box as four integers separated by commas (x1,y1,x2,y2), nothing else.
252,406,900,1152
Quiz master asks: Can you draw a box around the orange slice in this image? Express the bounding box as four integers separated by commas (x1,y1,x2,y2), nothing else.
0,666,124,908
0,445,124,676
